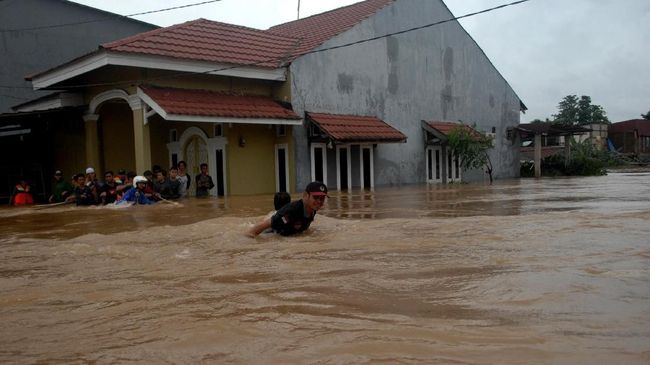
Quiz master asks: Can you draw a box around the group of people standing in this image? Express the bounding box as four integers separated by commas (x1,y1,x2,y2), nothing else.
10,160,216,206
11,161,329,239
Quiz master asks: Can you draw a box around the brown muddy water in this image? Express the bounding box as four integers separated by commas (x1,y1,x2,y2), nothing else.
1,173,649,364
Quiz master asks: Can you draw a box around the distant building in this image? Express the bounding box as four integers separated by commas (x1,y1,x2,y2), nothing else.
0,0,156,202
16,0,525,198
575,122,608,150
608,119,650,155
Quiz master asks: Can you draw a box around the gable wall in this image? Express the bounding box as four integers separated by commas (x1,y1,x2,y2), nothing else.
289,0,521,188
0,0,156,113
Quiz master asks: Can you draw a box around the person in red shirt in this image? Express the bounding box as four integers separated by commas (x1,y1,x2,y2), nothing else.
10,177,34,206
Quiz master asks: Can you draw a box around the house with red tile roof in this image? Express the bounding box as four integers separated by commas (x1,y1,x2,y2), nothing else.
0,0,156,203
21,0,525,196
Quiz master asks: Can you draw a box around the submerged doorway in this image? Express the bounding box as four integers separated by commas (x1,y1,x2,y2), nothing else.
360,145,373,190
215,148,225,196
168,126,228,196
337,145,351,191
184,135,208,196
310,143,327,184
426,146,443,183
425,145,461,183
275,144,289,193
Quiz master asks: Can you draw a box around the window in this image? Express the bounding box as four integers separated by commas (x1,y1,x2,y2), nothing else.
214,123,223,137
169,129,178,142
276,124,286,137
310,124,325,137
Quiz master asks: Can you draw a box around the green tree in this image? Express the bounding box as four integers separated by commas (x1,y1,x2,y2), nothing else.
553,95,609,125
553,95,579,125
447,125,494,184
641,110,650,120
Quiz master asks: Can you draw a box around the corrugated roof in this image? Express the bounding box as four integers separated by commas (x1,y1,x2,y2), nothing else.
269,0,394,60
308,112,406,143
517,122,591,136
609,119,650,136
139,85,301,120
103,19,300,68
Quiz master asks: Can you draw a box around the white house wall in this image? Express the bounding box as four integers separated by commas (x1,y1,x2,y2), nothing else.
290,0,521,189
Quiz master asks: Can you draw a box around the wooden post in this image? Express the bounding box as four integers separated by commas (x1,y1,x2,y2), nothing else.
564,134,572,167
534,133,542,178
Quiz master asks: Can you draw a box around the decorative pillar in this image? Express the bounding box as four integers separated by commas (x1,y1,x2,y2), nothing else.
83,113,101,173
129,95,151,174
534,133,542,178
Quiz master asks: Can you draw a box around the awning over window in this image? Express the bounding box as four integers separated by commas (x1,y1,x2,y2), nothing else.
422,120,480,141
307,112,406,143
422,120,482,144
137,85,302,125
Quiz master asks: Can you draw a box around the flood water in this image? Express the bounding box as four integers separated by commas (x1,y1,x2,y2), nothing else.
1,173,649,364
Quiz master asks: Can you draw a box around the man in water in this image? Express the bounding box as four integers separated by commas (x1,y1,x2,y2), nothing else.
247,181,327,237
116,176,155,205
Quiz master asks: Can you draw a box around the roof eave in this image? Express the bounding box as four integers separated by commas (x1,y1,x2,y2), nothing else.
137,87,301,125
29,50,288,90
330,135,406,144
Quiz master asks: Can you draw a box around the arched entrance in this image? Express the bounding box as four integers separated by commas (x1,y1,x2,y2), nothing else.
87,89,137,174
167,126,227,196
184,135,208,196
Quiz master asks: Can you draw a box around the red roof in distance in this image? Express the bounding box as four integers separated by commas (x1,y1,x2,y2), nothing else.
139,85,301,120
308,112,406,143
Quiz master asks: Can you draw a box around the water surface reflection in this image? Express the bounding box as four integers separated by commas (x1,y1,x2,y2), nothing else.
1,173,649,364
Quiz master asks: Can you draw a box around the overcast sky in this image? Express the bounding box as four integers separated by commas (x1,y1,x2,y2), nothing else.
70,0,649,123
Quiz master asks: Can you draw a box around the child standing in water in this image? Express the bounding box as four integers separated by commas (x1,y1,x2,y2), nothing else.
10,177,34,206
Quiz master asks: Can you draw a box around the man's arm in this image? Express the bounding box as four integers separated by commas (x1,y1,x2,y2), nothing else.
246,216,272,238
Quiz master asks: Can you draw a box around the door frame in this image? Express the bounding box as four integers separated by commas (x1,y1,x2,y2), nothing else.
167,126,228,196
275,143,290,193
336,144,352,191
425,145,443,183
359,144,374,190
310,142,327,184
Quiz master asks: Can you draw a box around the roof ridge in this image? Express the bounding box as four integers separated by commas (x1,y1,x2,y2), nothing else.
267,0,394,61
103,18,295,48
269,0,393,30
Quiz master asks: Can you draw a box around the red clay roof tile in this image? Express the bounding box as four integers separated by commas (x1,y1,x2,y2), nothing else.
426,121,481,137
308,112,406,143
103,19,300,68
101,1,394,68
140,85,301,120
268,0,394,60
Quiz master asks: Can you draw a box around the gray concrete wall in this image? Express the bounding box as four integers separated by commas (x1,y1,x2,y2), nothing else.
289,0,522,190
0,0,156,113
